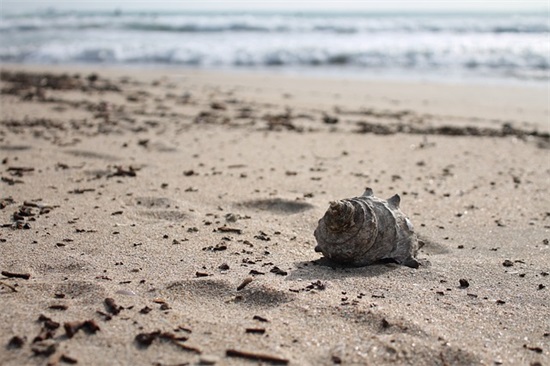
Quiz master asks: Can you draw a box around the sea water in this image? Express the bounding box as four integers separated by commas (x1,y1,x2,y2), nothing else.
1,10,548,84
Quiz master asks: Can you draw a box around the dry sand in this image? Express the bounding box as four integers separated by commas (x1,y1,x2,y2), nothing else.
0,64,549,366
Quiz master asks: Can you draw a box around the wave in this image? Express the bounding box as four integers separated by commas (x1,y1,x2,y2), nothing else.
1,11,548,82
1,13,549,34
2,46,548,75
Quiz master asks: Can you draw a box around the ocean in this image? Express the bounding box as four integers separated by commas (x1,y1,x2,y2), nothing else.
1,10,548,84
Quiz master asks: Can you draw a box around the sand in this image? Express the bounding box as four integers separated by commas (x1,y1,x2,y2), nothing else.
0,64,548,366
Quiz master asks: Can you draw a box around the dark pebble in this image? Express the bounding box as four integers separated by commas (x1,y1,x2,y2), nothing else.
7,336,25,349
502,260,514,267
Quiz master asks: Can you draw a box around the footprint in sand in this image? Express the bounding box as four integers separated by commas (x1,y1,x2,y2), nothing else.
164,279,293,308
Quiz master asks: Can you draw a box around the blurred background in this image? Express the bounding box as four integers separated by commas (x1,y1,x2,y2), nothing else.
1,0,548,84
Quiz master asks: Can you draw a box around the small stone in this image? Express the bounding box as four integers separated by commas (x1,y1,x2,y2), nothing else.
183,170,196,176
198,354,220,365
7,336,25,349
270,266,288,276
502,260,514,267
225,213,237,223
459,279,469,288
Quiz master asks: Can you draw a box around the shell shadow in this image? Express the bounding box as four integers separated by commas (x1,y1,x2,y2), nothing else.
417,235,450,255
239,198,314,214
286,258,400,280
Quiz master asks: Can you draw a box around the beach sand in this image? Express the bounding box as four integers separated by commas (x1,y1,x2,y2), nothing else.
0,64,548,365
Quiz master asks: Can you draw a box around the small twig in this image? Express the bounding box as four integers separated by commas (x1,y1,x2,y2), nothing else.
0,280,18,292
237,277,253,291
216,226,242,234
172,341,201,354
226,349,289,364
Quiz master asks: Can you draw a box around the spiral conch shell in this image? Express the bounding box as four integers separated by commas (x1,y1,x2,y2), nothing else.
314,188,420,268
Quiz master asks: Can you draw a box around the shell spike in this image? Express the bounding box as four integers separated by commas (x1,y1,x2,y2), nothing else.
362,187,374,197
387,194,400,208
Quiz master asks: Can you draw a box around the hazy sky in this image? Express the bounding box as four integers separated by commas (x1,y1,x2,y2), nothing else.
2,0,548,13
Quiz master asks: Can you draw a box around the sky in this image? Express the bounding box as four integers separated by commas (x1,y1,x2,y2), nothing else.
2,0,548,13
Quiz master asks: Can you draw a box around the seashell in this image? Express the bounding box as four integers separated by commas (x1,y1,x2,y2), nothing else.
314,188,420,268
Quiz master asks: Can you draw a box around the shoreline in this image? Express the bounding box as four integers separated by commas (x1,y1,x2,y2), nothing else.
3,62,549,89
0,64,548,365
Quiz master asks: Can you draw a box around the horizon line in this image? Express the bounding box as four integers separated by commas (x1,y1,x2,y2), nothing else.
3,7,547,15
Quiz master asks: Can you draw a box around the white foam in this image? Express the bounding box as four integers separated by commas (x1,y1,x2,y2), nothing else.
1,11,548,82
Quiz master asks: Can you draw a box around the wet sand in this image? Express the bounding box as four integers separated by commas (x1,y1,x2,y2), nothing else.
0,64,549,365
